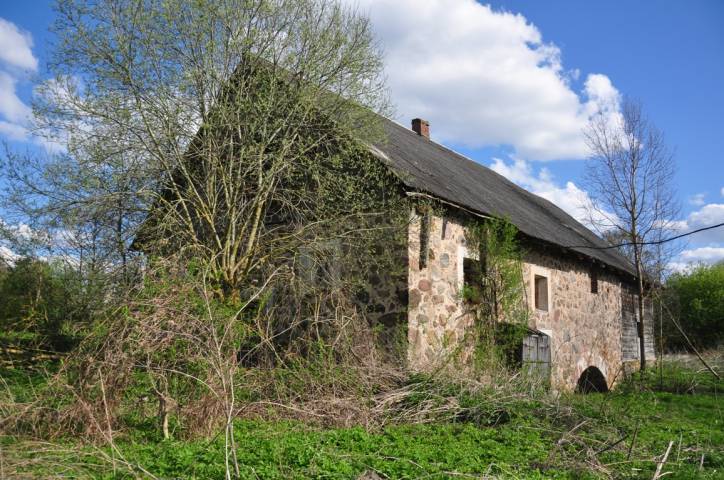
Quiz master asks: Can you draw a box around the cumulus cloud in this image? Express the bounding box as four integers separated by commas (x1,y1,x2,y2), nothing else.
680,247,724,263
489,157,612,227
0,245,19,265
0,70,32,123
349,0,620,160
667,203,724,270
0,119,28,141
671,246,724,272
680,203,724,244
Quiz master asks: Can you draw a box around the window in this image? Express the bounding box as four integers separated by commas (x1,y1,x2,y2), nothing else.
419,211,430,269
441,217,448,239
534,275,548,311
522,330,551,379
590,266,599,294
463,258,483,303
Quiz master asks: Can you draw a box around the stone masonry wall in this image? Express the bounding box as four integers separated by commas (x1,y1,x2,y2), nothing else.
406,212,652,391
524,248,625,390
407,212,474,368
356,233,410,356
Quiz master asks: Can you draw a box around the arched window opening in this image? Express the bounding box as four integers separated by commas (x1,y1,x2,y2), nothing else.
576,366,608,393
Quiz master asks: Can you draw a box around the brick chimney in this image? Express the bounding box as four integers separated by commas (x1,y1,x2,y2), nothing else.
411,118,430,139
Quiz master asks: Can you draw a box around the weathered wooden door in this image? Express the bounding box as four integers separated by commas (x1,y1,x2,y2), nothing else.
522,331,551,379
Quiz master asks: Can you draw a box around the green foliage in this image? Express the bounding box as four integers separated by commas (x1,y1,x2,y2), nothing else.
0,258,92,351
664,263,724,350
625,354,724,394
3,354,723,479
566,390,723,479
102,420,566,479
462,217,528,370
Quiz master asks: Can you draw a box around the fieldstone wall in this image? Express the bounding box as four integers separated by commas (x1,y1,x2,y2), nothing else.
407,212,473,368
350,226,410,358
523,248,635,390
406,212,654,391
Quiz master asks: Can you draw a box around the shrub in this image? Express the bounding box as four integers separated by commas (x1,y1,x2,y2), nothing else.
664,263,724,350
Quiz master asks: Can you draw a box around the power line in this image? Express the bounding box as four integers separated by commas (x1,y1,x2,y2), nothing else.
568,222,724,251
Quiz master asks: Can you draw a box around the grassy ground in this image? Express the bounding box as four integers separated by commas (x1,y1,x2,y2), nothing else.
1,354,722,479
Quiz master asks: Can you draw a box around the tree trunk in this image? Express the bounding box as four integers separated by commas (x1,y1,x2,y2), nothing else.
634,254,647,372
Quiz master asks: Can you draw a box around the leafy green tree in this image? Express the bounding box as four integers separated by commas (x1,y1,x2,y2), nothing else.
0,0,412,448
2,0,392,299
664,262,724,351
0,258,89,350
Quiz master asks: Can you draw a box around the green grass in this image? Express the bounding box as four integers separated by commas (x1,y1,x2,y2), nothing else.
566,390,722,479
100,421,573,479
1,356,722,479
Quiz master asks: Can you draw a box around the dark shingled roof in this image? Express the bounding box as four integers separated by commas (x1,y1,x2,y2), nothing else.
370,118,637,278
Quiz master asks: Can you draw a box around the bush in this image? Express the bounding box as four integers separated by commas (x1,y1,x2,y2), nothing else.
664,263,724,351
0,258,91,351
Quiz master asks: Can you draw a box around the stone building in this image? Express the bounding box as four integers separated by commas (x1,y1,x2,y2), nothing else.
135,95,654,392
367,117,654,392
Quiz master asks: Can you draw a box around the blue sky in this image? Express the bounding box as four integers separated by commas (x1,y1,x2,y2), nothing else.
489,0,724,209
1,0,723,268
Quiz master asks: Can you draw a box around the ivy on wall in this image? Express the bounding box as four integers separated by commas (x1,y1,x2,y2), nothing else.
461,217,529,371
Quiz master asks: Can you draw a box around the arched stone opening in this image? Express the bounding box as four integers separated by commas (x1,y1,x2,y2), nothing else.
576,366,608,393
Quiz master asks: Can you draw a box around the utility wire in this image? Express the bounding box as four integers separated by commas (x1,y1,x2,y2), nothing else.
567,222,724,251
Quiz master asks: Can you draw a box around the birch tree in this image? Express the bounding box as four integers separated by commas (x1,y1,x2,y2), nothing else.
2,0,399,299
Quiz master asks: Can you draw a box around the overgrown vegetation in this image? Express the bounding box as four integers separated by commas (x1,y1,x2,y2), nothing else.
662,262,723,351
462,218,530,373
0,1,722,478
0,258,94,351
2,353,721,478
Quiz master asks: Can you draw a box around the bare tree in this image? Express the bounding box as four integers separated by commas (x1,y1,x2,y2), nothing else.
584,99,679,371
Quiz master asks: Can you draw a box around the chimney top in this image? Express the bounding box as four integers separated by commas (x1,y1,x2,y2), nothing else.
411,118,430,139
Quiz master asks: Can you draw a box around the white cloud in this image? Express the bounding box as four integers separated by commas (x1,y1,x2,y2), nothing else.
0,70,32,123
0,18,38,71
665,204,724,243
684,203,724,243
720,187,724,197
667,203,724,270
0,245,19,265
0,18,58,151
664,219,689,232
680,247,724,263
489,157,612,227
688,193,706,206
0,119,28,141
0,18,38,146
350,0,621,160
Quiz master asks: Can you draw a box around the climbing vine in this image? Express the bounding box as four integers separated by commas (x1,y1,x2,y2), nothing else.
462,217,529,370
